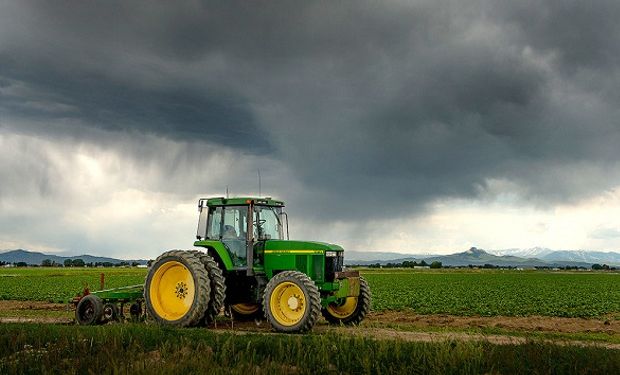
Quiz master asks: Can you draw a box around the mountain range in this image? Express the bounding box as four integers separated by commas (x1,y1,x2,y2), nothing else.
487,247,620,264
0,249,148,266
345,247,620,267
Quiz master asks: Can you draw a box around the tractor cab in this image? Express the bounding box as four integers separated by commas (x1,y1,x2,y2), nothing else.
196,197,287,270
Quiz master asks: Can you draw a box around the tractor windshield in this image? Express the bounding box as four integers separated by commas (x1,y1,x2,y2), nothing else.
253,205,283,240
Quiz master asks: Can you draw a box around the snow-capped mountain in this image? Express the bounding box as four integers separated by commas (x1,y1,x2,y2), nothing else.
489,248,620,265
540,250,620,264
488,247,554,258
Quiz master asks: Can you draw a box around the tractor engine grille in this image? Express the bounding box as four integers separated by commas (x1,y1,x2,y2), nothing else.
325,253,344,281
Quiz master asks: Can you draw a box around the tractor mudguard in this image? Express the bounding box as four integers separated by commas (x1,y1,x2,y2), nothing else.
193,240,235,271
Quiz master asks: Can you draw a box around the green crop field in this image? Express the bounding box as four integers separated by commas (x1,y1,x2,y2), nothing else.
363,269,620,318
0,268,146,302
1,268,619,318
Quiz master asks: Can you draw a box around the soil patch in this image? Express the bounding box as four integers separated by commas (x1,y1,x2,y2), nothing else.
0,300,68,311
368,311,620,335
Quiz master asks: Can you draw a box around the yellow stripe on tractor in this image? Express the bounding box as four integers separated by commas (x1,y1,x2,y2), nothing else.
264,250,324,255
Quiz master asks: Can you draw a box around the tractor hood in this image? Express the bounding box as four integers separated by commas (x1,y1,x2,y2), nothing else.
264,240,344,252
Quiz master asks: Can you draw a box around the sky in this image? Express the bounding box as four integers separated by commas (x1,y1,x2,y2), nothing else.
1,1,620,259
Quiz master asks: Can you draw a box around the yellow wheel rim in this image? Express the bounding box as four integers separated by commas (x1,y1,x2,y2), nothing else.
326,297,358,319
148,261,195,321
231,303,260,315
269,281,306,326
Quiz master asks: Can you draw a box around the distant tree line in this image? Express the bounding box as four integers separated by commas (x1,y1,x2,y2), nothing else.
361,260,443,269
349,262,618,271
53,259,142,267
0,259,143,267
591,264,616,271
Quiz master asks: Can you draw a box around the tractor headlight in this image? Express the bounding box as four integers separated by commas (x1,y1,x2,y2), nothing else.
325,251,338,257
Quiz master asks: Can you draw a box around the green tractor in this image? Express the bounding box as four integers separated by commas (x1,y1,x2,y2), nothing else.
74,197,371,333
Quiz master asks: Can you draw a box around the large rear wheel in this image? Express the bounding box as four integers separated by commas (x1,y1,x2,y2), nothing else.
263,271,321,333
322,276,371,325
144,250,210,327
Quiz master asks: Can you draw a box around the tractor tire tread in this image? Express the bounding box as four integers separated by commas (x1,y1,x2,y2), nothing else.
191,250,226,324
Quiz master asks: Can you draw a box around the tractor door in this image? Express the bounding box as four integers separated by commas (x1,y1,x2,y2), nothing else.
207,205,250,268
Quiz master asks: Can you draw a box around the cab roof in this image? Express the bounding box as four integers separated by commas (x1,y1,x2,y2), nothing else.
199,197,285,207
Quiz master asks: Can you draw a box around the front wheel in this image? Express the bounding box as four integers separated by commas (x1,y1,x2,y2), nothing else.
322,276,371,325
263,271,321,333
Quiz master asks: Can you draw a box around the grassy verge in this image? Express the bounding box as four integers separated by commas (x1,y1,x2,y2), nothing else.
0,324,618,374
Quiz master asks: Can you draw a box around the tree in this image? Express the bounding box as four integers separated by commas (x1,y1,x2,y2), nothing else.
41,259,52,267
592,263,603,270
16,262,28,267
430,261,442,269
72,258,85,267
64,259,73,267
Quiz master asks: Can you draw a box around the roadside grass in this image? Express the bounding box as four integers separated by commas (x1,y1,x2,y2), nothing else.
0,324,618,374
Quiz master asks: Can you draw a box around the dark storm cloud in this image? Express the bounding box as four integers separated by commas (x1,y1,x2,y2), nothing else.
2,0,620,221
0,58,268,153
499,1,620,72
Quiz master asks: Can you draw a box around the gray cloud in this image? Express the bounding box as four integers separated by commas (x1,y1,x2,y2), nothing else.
2,0,620,230
590,227,620,240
